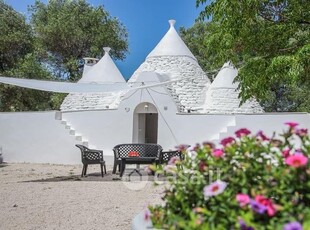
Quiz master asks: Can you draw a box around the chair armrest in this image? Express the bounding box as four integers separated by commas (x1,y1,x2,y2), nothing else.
88,149,103,153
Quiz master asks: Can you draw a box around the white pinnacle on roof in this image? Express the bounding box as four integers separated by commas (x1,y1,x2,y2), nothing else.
202,62,264,114
79,47,125,83
147,20,197,60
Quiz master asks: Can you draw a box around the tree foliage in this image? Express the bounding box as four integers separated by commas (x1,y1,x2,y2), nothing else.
0,1,33,72
0,0,128,111
30,0,128,81
0,1,60,111
0,54,62,111
180,22,221,81
192,0,310,112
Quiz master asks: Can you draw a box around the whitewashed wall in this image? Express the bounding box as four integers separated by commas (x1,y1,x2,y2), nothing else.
235,113,310,139
0,111,80,164
0,75,309,166
0,110,309,165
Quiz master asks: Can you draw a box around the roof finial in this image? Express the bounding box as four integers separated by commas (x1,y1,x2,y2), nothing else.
103,47,111,54
168,19,176,27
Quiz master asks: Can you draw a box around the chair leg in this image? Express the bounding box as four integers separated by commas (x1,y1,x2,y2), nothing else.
81,165,85,177
112,162,117,174
104,163,107,174
100,163,104,177
84,164,88,176
120,161,126,177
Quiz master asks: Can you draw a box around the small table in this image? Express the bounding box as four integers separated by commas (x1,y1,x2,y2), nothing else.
120,157,158,177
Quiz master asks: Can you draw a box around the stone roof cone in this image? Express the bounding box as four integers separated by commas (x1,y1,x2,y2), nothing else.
147,20,197,60
60,47,125,111
129,20,210,112
202,62,264,114
79,47,125,83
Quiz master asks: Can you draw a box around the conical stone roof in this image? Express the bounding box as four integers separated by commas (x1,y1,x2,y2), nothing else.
202,62,264,114
147,20,197,60
60,47,125,111
79,47,125,83
129,20,210,112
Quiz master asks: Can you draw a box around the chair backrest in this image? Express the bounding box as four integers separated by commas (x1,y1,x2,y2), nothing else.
113,143,162,159
161,150,184,164
75,144,103,163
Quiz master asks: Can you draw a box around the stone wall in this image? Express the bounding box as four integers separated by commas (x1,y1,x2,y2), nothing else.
129,56,210,112
203,88,264,114
60,92,125,111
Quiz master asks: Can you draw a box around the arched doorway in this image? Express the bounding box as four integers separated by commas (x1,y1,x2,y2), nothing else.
133,102,158,143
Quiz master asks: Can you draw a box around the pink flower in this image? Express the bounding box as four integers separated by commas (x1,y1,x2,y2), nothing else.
202,141,215,149
283,221,303,230
235,128,251,138
256,131,269,141
176,144,190,153
212,149,224,158
236,194,250,207
285,154,308,168
144,165,154,174
220,137,235,146
192,143,201,152
203,180,227,197
296,128,308,137
198,161,207,172
255,195,277,217
282,148,290,158
144,208,151,221
284,122,299,128
168,156,180,165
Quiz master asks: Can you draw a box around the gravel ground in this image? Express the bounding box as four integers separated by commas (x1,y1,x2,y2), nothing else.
0,163,164,230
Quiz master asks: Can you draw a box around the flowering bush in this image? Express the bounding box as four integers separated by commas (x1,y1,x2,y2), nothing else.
148,123,310,229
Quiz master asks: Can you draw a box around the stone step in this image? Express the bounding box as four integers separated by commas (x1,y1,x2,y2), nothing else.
69,129,75,135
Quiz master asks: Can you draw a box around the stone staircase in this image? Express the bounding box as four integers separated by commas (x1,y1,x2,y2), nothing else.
218,117,237,141
210,116,237,146
55,111,90,148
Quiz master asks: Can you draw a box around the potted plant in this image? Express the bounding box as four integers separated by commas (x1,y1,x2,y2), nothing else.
136,122,310,229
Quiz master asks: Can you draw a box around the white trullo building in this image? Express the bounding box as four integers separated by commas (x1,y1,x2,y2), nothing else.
61,47,126,111
0,20,308,164
202,62,263,114
61,19,263,115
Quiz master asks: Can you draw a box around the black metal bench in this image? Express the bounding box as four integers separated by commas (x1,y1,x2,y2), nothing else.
112,143,162,177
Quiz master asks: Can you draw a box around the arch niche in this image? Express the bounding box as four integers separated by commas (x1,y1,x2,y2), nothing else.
132,102,158,144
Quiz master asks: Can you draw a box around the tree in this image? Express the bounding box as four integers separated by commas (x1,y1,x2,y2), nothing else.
0,54,62,111
0,0,129,111
0,0,33,72
180,22,221,81
179,23,211,75
195,0,310,112
30,0,129,81
0,1,60,111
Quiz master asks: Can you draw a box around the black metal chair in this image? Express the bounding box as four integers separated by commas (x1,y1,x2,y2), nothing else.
112,143,162,176
75,144,107,177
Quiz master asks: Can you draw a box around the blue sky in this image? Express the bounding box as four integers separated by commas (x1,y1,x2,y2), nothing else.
5,0,205,79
